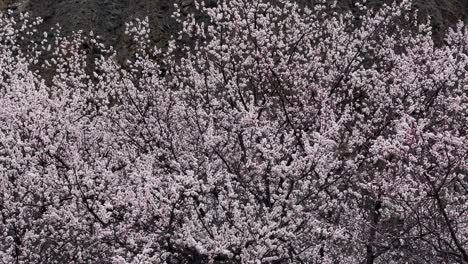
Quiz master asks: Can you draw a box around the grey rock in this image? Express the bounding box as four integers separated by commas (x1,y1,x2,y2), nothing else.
1,0,467,57
1,0,464,44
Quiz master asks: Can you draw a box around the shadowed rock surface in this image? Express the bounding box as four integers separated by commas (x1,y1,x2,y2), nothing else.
0,0,466,82
21,0,178,52
2,0,467,48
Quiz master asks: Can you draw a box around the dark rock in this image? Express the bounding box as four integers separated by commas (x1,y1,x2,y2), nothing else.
21,0,176,49
1,0,467,58
1,0,464,45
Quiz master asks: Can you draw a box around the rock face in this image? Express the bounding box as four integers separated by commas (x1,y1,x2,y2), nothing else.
21,0,178,49
2,0,468,49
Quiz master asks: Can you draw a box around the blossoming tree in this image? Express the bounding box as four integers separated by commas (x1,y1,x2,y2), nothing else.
0,0,467,263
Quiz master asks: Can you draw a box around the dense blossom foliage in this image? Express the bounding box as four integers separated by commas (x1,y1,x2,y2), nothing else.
0,0,467,263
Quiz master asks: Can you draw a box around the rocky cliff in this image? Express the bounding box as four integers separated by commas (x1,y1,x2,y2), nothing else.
4,0,468,42
8,0,179,51
2,0,467,56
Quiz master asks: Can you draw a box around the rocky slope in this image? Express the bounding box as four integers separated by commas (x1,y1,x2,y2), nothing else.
6,0,179,55
2,0,468,48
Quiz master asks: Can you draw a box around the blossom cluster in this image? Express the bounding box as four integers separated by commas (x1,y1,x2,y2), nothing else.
0,0,467,263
